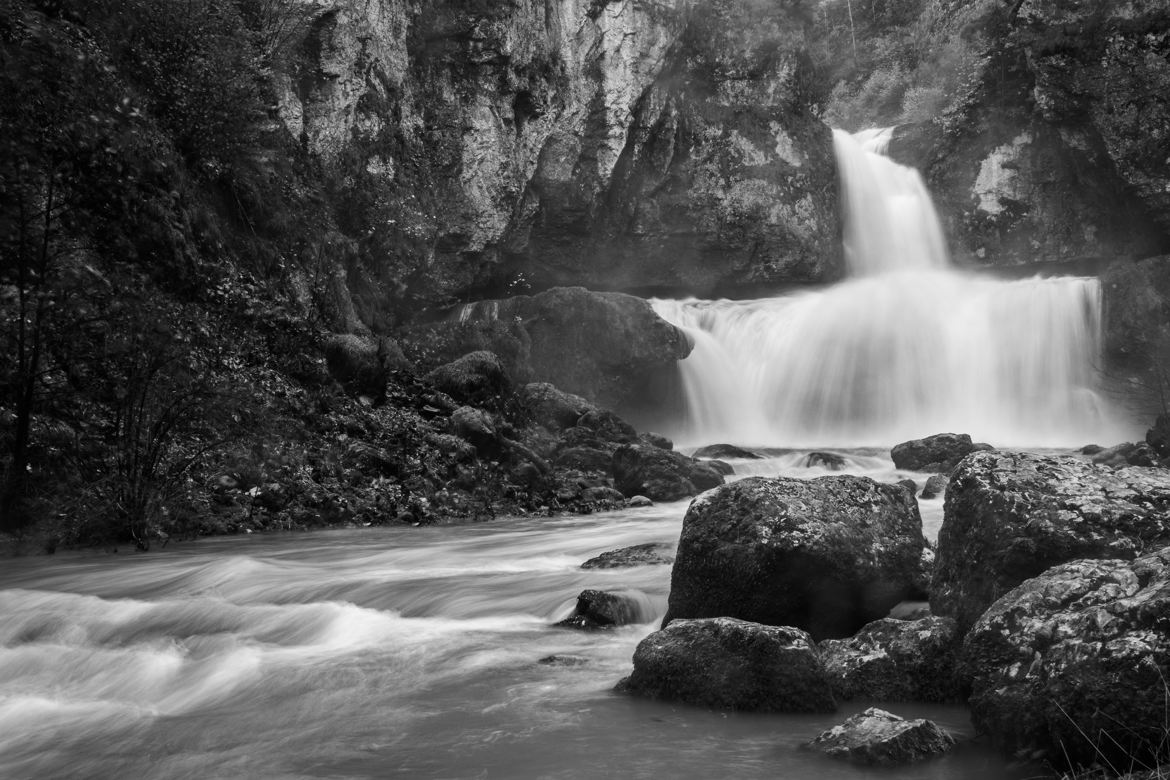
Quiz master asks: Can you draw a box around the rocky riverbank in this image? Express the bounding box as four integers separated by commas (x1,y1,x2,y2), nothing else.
618,437,1170,776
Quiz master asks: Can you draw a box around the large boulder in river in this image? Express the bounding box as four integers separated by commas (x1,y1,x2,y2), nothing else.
961,548,1170,770
818,617,962,704
931,451,1170,630
662,476,925,640
611,444,723,502
890,433,990,473
617,617,835,713
805,708,956,767
554,589,651,631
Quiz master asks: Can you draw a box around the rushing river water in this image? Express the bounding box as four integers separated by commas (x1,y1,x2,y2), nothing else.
0,453,1039,780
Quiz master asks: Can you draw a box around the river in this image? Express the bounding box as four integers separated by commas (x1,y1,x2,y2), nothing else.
0,452,1036,779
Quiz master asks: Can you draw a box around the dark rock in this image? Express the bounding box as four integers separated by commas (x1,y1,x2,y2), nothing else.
805,708,956,766
1091,441,1159,467
910,545,935,600
581,543,675,570
919,474,947,499
896,478,917,494
426,433,477,464
692,443,760,460
1150,414,1170,458
639,432,673,451
962,548,1170,771
806,451,846,470
818,617,962,703
1080,443,1105,455
323,334,392,398
1103,257,1170,373
627,495,652,508
579,486,625,504
553,447,611,473
932,450,1170,630
576,409,637,444
520,382,595,431
538,655,588,666
687,463,725,492
612,444,726,502
662,476,925,640
890,433,990,473
342,441,398,477
448,406,498,453
617,617,835,713
704,459,734,476
554,589,651,630
425,351,511,409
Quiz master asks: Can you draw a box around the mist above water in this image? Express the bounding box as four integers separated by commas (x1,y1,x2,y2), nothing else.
652,129,1129,448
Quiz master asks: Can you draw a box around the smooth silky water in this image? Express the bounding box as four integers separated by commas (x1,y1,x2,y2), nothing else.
0,452,1025,779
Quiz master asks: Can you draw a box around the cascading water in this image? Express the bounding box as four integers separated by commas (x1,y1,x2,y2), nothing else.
653,128,1128,448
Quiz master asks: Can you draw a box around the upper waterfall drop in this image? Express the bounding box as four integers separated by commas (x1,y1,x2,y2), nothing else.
651,128,1130,449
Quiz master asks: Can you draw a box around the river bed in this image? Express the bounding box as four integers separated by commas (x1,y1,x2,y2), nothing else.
0,453,1034,779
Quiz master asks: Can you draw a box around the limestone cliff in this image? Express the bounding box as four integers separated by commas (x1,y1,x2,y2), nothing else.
886,0,1170,269
277,0,841,318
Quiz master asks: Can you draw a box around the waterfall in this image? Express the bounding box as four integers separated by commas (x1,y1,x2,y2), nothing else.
652,129,1127,448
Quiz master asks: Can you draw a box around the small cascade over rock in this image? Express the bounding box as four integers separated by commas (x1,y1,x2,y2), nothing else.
652,128,1130,448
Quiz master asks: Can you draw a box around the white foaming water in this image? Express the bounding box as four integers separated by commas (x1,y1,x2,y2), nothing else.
652,128,1130,448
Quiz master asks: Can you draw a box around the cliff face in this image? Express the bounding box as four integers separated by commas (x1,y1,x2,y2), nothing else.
280,0,840,315
886,0,1170,269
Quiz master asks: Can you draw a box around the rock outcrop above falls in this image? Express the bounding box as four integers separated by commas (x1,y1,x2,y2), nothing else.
284,0,841,317
662,476,925,640
886,2,1170,270
931,451,1170,630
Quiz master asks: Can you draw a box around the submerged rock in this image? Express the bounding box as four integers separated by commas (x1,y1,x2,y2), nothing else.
554,589,650,631
692,443,760,460
617,617,835,713
932,450,1170,630
818,617,962,703
662,476,925,640
805,451,846,470
805,708,956,766
962,548,1170,770
890,433,990,473
581,543,674,570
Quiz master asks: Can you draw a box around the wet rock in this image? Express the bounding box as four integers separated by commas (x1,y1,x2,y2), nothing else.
962,548,1170,770
1091,441,1159,467
611,444,725,502
896,478,917,494
932,450,1170,630
704,459,734,476
576,409,638,444
639,432,673,451
323,334,392,398
553,447,612,473
520,382,596,431
617,617,835,713
1080,443,1104,455
805,708,956,766
581,543,675,570
887,601,932,621
911,545,935,600
627,495,653,508
663,476,925,640
538,655,588,666
342,441,398,477
890,433,990,473
579,486,626,504
806,451,846,470
554,589,650,631
448,406,498,453
919,474,947,499
692,443,760,460
818,617,962,703
425,351,511,409
1103,256,1170,373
